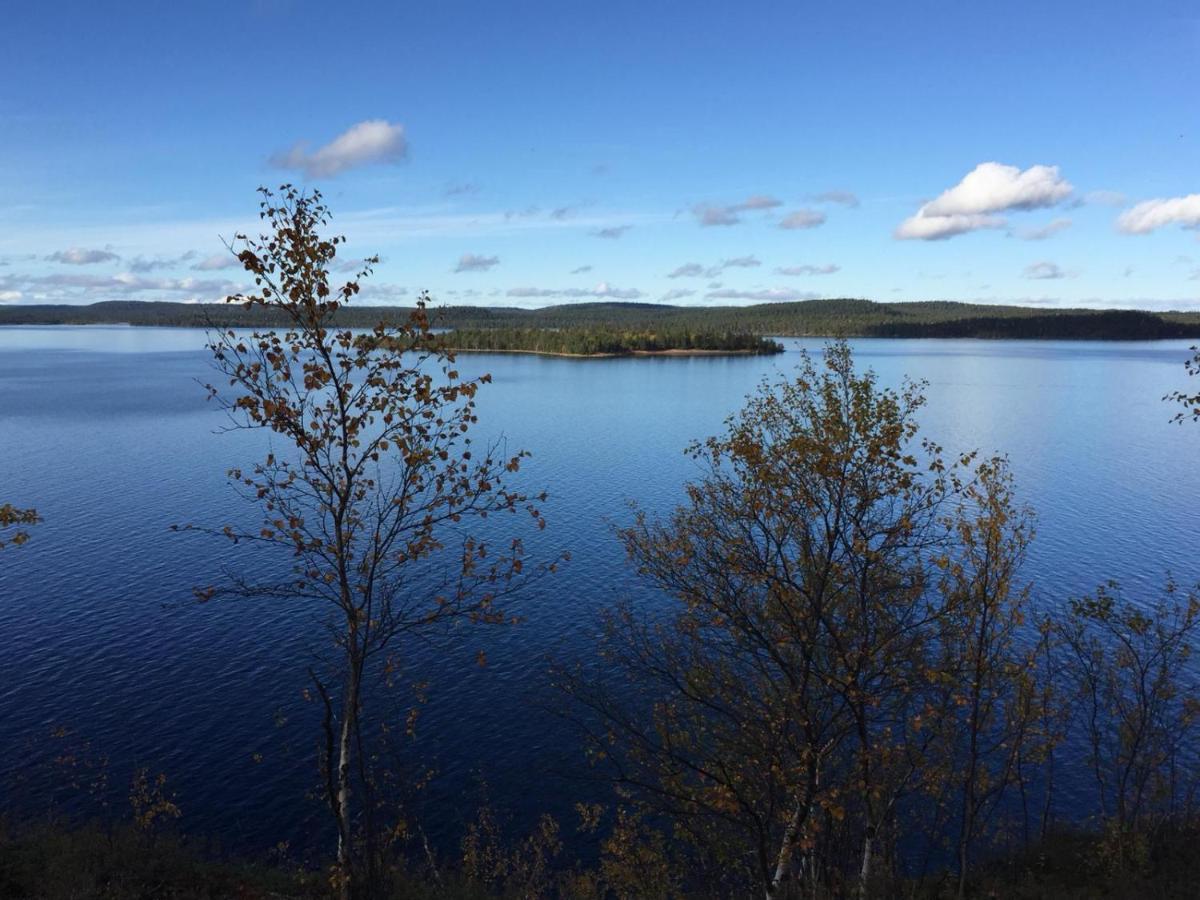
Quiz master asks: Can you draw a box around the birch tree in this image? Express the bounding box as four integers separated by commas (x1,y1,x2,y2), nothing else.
932,458,1039,898
189,185,550,896
563,343,974,898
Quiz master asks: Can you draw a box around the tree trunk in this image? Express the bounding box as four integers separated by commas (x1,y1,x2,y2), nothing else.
858,826,874,898
956,827,970,900
769,788,812,898
335,655,362,900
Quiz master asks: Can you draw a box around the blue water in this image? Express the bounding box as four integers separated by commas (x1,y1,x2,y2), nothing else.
1,326,1198,854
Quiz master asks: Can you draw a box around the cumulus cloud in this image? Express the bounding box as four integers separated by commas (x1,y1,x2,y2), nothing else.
1012,218,1072,241
270,119,408,179
693,194,782,226
1117,194,1200,234
706,287,820,302
591,225,632,239
778,209,827,230
46,247,120,265
0,290,22,303
776,264,840,276
668,263,705,278
1023,261,1066,280
454,253,499,273
506,282,643,300
897,214,1006,240
896,162,1073,240
812,190,860,207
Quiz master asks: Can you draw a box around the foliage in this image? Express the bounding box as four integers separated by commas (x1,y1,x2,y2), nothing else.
129,769,182,832
1166,346,1200,423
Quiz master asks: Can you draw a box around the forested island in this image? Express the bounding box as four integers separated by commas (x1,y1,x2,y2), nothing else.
4,297,1200,341
435,327,784,357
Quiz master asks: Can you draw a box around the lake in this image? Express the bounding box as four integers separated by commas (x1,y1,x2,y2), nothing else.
1,326,1198,854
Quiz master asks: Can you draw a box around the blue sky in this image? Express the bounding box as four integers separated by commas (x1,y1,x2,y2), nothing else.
2,0,1198,309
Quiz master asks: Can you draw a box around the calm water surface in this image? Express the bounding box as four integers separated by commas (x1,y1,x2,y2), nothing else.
1,326,1197,851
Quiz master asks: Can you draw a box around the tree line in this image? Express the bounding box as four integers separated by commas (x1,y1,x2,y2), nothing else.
3,187,1199,899
4,296,1200,341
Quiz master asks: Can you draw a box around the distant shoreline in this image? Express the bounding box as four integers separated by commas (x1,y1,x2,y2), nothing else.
3,299,1200,342
443,346,773,359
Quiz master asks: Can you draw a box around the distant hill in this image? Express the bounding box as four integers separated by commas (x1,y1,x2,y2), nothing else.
3,298,1199,340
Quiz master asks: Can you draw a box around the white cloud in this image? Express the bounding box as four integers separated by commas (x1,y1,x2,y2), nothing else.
1023,261,1066,280
1117,194,1200,234
923,163,1073,216
778,209,827,230
897,213,1005,240
270,119,408,179
46,247,120,265
454,253,499,273
693,194,782,226
0,270,243,304
0,290,22,303
896,162,1073,240
1012,218,1072,241
776,264,840,276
